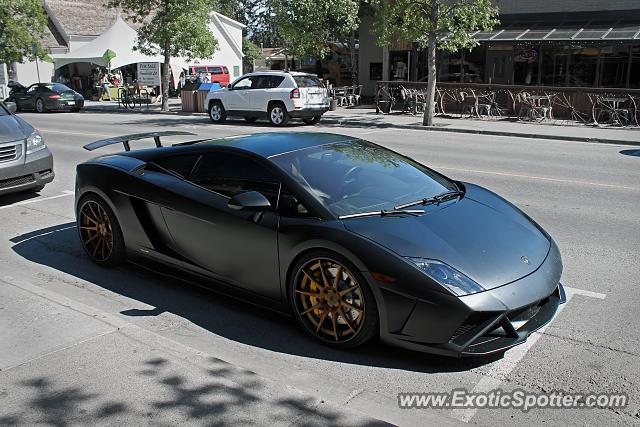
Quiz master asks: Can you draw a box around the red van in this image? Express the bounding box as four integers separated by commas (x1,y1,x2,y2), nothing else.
189,65,230,86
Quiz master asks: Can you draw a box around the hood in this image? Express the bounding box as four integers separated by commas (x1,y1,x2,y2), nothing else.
0,114,32,144
342,184,550,290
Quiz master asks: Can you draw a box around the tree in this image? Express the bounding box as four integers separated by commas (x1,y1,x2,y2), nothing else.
372,0,499,126
107,0,218,111
271,0,360,81
242,37,263,72
0,0,48,68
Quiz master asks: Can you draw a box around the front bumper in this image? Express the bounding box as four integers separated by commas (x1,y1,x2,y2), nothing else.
376,240,565,357
0,145,54,195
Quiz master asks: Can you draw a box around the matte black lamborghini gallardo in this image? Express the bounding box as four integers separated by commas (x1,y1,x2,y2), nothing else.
75,131,565,357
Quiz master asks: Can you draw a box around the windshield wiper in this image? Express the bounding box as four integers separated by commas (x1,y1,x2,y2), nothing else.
395,189,464,210
339,209,425,220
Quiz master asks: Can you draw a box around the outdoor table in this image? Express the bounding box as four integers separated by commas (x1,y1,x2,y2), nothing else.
598,97,631,125
522,95,553,121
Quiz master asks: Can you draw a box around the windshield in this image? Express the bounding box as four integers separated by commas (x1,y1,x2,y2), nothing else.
271,140,458,217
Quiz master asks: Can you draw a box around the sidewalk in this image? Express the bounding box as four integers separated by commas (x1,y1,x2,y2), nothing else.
81,100,640,146
320,107,640,145
0,275,463,426
0,276,384,426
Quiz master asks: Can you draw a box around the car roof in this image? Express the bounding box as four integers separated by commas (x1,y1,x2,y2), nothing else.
193,132,356,158
242,71,316,78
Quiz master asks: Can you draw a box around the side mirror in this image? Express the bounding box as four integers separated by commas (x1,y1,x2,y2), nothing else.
5,102,17,114
228,191,271,211
226,84,232,89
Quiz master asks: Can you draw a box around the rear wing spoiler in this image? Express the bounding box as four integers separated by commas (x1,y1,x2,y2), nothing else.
83,131,197,151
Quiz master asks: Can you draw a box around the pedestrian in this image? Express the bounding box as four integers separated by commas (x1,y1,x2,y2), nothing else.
101,74,112,101
196,72,203,85
178,72,185,98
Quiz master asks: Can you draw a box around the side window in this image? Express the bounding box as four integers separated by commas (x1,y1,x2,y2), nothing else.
267,76,284,88
232,76,254,90
209,67,223,74
27,85,38,93
153,154,200,178
188,152,280,205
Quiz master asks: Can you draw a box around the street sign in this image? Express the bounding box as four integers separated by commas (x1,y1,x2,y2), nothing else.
137,62,161,86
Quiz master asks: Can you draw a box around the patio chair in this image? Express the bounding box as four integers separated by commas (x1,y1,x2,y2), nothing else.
352,85,363,105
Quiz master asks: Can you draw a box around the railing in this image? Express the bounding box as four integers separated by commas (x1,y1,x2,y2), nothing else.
375,81,640,127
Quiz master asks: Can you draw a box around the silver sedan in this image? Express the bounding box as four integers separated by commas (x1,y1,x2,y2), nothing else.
0,102,54,195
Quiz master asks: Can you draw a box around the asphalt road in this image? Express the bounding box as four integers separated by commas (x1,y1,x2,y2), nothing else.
1,109,639,426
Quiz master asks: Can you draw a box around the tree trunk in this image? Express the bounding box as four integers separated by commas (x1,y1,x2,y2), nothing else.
349,33,357,85
423,34,437,126
161,40,170,112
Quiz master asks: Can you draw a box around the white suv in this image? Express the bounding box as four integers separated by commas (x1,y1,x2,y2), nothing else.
204,71,330,126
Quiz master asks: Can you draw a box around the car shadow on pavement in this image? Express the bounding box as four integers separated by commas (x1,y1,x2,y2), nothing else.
10,223,502,376
0,191,41,207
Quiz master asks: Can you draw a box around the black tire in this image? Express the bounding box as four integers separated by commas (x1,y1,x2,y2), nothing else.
268,102,289,126
289,250,378,349
244,116,257,123
71,108,81,112
208,101,227,123
303,115,321,125
35,98,46,113
76,193,125,267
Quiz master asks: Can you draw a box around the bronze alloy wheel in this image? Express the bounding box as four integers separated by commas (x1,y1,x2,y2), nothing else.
294,257,366,343
79,200,114,262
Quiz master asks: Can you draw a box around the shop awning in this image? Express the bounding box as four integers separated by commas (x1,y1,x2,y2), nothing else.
52,15,189,85
472,22,640,42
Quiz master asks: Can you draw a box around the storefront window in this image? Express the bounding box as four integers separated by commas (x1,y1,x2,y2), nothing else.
540,47,569,86
630,45,640,89
513,46,539,85
568,46,598,87
389,51,409,81
599,45,629,88
437,47,484,83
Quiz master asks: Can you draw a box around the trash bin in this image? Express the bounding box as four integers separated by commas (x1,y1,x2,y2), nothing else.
180,81,199,113
330,99,338,111
196,83,221,113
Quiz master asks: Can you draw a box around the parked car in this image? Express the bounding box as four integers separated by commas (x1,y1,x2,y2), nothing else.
0,102,54,195
188,65,231,86
204,71,330,126
13,83,84,113
75,131,564,356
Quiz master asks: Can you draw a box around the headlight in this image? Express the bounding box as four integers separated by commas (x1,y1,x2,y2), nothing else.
407,258,485,296
26,130,45,154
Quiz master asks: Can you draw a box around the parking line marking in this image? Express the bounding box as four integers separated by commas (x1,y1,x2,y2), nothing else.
0,190,74,210
451,285,606,423
433,166,637,191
